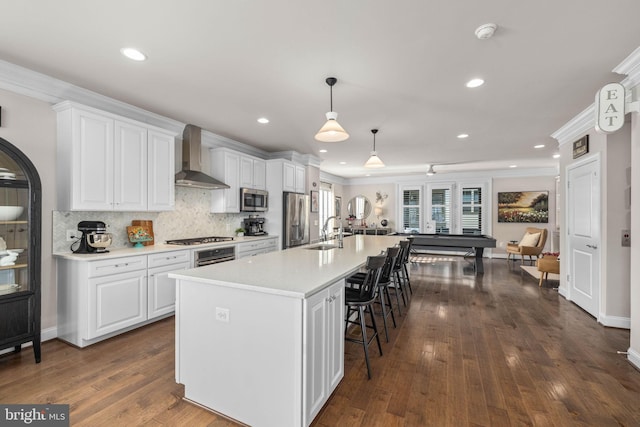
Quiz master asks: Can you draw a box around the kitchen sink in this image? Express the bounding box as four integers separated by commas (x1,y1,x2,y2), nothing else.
305,244,339,250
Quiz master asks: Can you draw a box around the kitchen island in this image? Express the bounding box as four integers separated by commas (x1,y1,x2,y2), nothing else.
170,234,404,427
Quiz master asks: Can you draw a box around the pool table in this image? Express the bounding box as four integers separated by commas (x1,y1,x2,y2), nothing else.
396,233,496,273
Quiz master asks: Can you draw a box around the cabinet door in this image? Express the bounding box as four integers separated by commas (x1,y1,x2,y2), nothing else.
211,150,240,213
148,129,176,211
303,288,328,424
87,270,147,339
253,158,266,190
114,120,148,211
72,109,114,210
295,165,306,193
283,162,296,192
148,261,190,319
326,280,345,391
239,156,254,189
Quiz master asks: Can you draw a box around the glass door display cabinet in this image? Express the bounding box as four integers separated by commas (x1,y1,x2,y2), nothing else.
0,137,41,363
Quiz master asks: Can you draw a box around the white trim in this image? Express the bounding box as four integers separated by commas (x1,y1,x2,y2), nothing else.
628,347,640,370
599,315,631,329
552,105,595,146
614,46,640,89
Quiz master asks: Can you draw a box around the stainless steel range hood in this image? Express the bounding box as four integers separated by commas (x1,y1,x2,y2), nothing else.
175,124,230,189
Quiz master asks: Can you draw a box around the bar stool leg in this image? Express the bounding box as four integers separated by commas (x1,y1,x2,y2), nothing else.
358,306,373,379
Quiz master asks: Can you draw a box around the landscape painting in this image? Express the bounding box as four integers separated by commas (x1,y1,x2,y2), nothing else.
498,191,549,223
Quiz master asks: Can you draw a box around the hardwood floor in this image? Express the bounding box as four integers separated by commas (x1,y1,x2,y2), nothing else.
1,257,639,426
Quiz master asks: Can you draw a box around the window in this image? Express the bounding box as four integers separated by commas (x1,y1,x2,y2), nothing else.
402,188,421,232
318,182,334,237
461,186,482,235
431,188,451,233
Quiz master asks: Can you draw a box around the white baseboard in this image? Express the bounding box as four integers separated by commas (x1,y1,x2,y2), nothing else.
598,315,631,329
628,348,640,371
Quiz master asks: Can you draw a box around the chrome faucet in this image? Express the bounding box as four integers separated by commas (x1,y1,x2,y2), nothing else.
322,216,343,245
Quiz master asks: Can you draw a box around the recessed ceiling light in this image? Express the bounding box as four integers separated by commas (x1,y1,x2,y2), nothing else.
365,174,371,177
457,133,469,139
257,117,269,124
339,161,347,165
534,144,545,148
509,164,517,168
553,154,560,159
319,149,327,153
466,78,484,88
120,47,147,61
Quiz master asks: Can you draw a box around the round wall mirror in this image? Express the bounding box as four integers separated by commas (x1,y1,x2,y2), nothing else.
347,195,372,219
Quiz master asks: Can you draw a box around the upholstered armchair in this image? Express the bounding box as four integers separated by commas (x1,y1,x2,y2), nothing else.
506,227,548,264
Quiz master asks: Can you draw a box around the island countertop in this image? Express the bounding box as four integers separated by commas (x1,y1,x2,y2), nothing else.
169,234,404,298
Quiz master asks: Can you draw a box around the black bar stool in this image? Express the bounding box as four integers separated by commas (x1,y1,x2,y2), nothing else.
345,247,399,342
399,239,413,295
344,254,385,379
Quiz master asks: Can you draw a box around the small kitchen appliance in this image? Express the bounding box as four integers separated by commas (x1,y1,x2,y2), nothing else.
243,217,267,236
71,220,112,254
240,188,268,212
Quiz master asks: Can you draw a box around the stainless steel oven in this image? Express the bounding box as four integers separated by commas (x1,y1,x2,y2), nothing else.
194,246,236,267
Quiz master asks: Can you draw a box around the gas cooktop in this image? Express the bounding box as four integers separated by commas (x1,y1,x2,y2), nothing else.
165,236,235,245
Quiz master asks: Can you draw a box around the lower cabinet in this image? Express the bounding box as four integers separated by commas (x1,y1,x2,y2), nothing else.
87,269,147,339
236,237,278,258
303,280,345,425
148,260,190,319
57,249,190,347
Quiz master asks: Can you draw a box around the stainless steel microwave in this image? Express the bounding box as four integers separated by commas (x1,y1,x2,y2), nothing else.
240,188,268,212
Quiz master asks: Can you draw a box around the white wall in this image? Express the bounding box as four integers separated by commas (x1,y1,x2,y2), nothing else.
629,99,640,366
343,183,396,230
492,176,556,256
0,88,57,332
558,126,631,326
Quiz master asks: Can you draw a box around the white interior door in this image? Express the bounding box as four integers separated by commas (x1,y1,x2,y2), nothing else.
567,156,601,319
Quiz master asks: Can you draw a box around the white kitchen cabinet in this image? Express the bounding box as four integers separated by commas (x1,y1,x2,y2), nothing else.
147,251,191,319
87,268,147,339
268,159,306,194
57,249,190,348
240,155,266,190
54,101,176,212
303,280,344,425
210,148,240,213
114,120,147,211
236,237,278,258
147,130,176,211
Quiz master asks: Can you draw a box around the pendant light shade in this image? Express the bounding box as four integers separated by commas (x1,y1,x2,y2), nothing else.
364,129,385,168
315,77,349,142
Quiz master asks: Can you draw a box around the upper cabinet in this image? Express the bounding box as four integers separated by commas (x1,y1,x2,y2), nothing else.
211,149,266,213
240,155,266,190
269,159,306,194
54,102,176,212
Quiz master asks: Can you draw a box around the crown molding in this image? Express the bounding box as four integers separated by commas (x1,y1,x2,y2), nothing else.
614,46,640,88
551,104,594,146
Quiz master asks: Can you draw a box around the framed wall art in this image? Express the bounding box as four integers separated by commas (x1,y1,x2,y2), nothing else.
498,191,549,223
310,190,319,213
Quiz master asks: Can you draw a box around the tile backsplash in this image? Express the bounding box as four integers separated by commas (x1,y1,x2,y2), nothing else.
52,187,246,253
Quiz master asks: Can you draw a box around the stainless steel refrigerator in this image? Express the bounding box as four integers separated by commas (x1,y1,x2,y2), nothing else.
283,192,309,249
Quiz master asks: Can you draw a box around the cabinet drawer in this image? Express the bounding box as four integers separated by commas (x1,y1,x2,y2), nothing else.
148,250,191,268
237,240,268,253
88,255,147,278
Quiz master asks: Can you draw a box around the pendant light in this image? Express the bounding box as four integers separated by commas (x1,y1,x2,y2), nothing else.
315,77,349,142
364,129,385,168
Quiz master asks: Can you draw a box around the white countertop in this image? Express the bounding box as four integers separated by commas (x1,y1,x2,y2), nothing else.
169,235,405,299
53,235,278,261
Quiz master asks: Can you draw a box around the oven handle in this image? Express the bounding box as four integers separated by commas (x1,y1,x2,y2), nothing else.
196,256,235,267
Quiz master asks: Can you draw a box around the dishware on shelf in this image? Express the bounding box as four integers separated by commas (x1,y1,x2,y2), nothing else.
0,251,19,266
127,225,153,248
0,206,24,221
0,283,20,293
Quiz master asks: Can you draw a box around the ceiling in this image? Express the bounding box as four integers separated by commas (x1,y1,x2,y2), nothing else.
2,1,640,178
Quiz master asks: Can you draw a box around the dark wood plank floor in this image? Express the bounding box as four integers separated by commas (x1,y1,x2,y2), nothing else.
1,257,638,426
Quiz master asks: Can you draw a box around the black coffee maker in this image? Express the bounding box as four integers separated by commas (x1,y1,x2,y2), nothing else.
72,221,112,253
243,217,266,236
